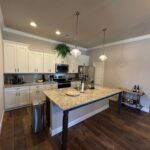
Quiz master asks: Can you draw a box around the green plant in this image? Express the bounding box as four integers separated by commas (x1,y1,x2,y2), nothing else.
55,43,70,58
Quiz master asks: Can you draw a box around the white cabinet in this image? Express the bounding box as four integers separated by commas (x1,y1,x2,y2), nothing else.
4,41,29,73
44,52,56,73
29,51,43,73
56,55,68,64
4,88,16,109
5,87,30,110
16,45,28,73
67,55,79,73
16,87,30,106
4,83,58,110
4,42,16,73
79,55,89,66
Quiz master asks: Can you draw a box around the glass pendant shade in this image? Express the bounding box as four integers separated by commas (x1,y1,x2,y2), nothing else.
99,54,108,61
99,28,108,61
71,48,81,57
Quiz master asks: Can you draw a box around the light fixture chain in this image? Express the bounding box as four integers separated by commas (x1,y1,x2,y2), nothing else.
75,11,80,47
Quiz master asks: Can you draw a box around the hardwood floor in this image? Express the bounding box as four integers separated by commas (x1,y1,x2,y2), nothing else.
0,101,150,150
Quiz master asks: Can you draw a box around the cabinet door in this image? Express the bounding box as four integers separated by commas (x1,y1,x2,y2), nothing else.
29,51,43,73
56,55,68,64
4,42,16,73
16,87,30,107
5,89,17,109
35,52,43,73
29,51,36,73
79,55,89,66
44,53,51,73
68,55,78,73
49,53,56,73
16,45,28,73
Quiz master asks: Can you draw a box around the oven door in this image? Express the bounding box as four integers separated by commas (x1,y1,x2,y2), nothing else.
56,64,69,73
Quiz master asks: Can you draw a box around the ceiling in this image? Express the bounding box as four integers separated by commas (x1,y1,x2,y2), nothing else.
1,0,150,48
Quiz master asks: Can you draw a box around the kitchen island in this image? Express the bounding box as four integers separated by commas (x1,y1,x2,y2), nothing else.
43,86,123,150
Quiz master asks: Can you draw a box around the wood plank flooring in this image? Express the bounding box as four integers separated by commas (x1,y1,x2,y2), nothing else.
0,101,150,150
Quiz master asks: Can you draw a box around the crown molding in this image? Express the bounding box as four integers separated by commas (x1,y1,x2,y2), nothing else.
89,34,150,50
3,27,87,51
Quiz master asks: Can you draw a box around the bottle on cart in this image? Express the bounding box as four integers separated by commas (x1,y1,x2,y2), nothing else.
136,85,140,93
133,85,137,92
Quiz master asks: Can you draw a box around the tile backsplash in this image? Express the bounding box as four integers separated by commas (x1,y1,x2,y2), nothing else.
4,73,78,84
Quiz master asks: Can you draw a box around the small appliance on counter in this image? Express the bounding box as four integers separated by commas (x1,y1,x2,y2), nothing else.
49,75,54,82
12,75,25,84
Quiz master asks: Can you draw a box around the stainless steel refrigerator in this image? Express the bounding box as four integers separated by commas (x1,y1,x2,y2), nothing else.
78,66,95,83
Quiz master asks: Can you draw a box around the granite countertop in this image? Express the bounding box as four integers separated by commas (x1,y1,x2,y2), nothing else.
43,86,123,111
4,81,57,88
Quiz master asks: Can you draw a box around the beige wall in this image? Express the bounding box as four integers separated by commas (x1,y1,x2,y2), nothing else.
3,30,87,54
0,7,4,132
88,39,150,112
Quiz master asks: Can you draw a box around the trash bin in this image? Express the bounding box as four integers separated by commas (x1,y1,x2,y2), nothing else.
32,99,45,133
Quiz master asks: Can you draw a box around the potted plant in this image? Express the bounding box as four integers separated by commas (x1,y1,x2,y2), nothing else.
55,43,70,58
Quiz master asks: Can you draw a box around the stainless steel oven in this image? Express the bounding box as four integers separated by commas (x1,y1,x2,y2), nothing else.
55,64,69,73
54,74,71,88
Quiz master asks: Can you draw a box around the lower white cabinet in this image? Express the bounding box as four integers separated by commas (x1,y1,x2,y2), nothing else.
5,84,58,110
5,87,30,110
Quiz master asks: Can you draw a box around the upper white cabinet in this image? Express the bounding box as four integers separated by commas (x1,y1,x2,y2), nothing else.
29,51,43,73
56,55,68,64
67,55,79,73
44,52,56,73
4,40,90,74
79,55,89,66
4,41,29,73
4,42,16,73
16,45,28,73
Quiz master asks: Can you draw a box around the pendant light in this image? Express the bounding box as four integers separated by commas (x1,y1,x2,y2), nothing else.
71,11,81,57
99,28,108,61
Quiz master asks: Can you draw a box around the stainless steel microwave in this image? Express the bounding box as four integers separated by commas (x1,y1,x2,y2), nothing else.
55,64,69,73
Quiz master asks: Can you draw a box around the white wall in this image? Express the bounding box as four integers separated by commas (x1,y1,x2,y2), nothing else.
88,38,150,112
0,7,4,133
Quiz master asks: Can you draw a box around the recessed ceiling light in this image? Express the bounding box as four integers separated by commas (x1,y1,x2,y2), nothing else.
56,30,61,35
30,22,37,27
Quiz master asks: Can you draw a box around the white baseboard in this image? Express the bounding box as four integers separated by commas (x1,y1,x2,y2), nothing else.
141,106,150,113
0,110,4,134
51,104,109,136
